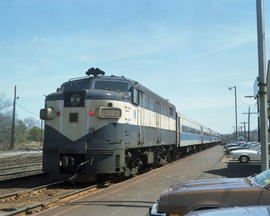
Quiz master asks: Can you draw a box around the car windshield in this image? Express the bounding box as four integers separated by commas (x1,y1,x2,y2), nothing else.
94,81,129,92
251,169,270,187
240,144,248,148
253,146,261,151
61,78,92,91
250,145,259,150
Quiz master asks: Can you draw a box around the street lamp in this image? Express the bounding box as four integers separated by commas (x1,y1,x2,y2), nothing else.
229,86,238,142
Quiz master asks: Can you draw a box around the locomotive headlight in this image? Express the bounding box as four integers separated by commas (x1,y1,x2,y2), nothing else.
70,93,81,106
40,107,56,120
98,107,121,119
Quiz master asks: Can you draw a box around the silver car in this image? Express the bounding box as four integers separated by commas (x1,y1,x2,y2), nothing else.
229,145,261,163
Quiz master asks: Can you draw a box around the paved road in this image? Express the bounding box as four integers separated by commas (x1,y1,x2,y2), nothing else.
37,145,261,216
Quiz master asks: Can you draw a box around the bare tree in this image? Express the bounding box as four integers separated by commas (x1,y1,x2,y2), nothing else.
0,112,12,150
23,117,39,130
0,93,11,112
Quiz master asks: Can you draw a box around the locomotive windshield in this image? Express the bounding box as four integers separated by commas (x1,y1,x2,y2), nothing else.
94,81,129,92
61,78,92,91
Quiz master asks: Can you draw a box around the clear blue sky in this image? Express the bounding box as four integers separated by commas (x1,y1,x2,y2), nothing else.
0,0,269,134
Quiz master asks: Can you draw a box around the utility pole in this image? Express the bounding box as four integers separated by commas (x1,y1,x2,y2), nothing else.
229,86,238,142
242,106,258,142
239,126,243,136
256,0,268,171
10,85,17,150
257,95,261,142
240,122,248,139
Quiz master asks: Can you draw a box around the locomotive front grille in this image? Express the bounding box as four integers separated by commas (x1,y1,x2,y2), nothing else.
87,149,113,155
69,112,79,122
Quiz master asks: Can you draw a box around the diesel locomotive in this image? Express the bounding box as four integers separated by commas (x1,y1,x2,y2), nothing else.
40,68,221,182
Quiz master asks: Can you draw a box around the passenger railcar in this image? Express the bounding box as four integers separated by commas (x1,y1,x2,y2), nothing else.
40,68,221,181
178,113,202,148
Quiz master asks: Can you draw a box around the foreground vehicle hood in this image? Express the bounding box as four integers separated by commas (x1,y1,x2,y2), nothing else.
158,178,261,215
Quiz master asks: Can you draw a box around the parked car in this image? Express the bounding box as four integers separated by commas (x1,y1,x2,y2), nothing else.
184,205,270,216
226,143,260,155
224,143,239,154
237,140,247,145
229,145,262,163
225,143,246,154
224,143,237,149
238,136,246,142
150,169,270,216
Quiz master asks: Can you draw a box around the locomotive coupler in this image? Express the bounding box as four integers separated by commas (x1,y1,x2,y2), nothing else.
70,157,95,181
76,157,95,172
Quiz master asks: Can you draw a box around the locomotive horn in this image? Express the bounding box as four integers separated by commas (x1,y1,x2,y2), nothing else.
86,67,105,77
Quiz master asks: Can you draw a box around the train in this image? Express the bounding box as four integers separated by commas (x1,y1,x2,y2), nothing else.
40,68,222,182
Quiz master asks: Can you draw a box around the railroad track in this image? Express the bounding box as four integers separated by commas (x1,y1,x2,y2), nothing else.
0,157,42,166
0,162,42,172
0,155,41,164
0,169,43,182
0,180,108,216
0,162,43,182
0,146,218,215
0,153,43,182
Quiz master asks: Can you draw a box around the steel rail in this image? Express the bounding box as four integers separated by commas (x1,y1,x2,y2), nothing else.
0,156,42,163
0,169,42,177
1,183,102,216
0,172,46,183
0,181,64,202
0,162,42,172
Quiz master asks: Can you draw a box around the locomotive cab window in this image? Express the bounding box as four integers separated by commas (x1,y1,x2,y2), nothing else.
94,81,129,92
61,78,92,91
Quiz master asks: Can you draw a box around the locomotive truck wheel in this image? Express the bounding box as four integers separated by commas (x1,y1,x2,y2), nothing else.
239,155,249,163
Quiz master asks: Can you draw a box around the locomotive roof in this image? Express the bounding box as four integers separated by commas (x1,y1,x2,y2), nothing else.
65,75,175,108
103,75,175,108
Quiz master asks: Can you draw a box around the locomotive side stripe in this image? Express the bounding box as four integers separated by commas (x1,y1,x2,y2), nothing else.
45,99,176,142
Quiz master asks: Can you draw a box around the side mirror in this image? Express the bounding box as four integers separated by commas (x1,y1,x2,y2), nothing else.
122,92,131,100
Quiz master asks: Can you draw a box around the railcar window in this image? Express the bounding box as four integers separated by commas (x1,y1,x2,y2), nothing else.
204,132,211,136
145,94,149,108
182,125,201,135
149,97,155,110
161,103,166,115
62,79,92,91
94,81,129,92
169,107,173,116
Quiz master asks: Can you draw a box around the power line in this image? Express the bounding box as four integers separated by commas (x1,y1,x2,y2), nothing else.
252,102,257,113
16,102,39,118
237,95,257,106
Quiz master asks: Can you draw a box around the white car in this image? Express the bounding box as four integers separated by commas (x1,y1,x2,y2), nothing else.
229,145,261,163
